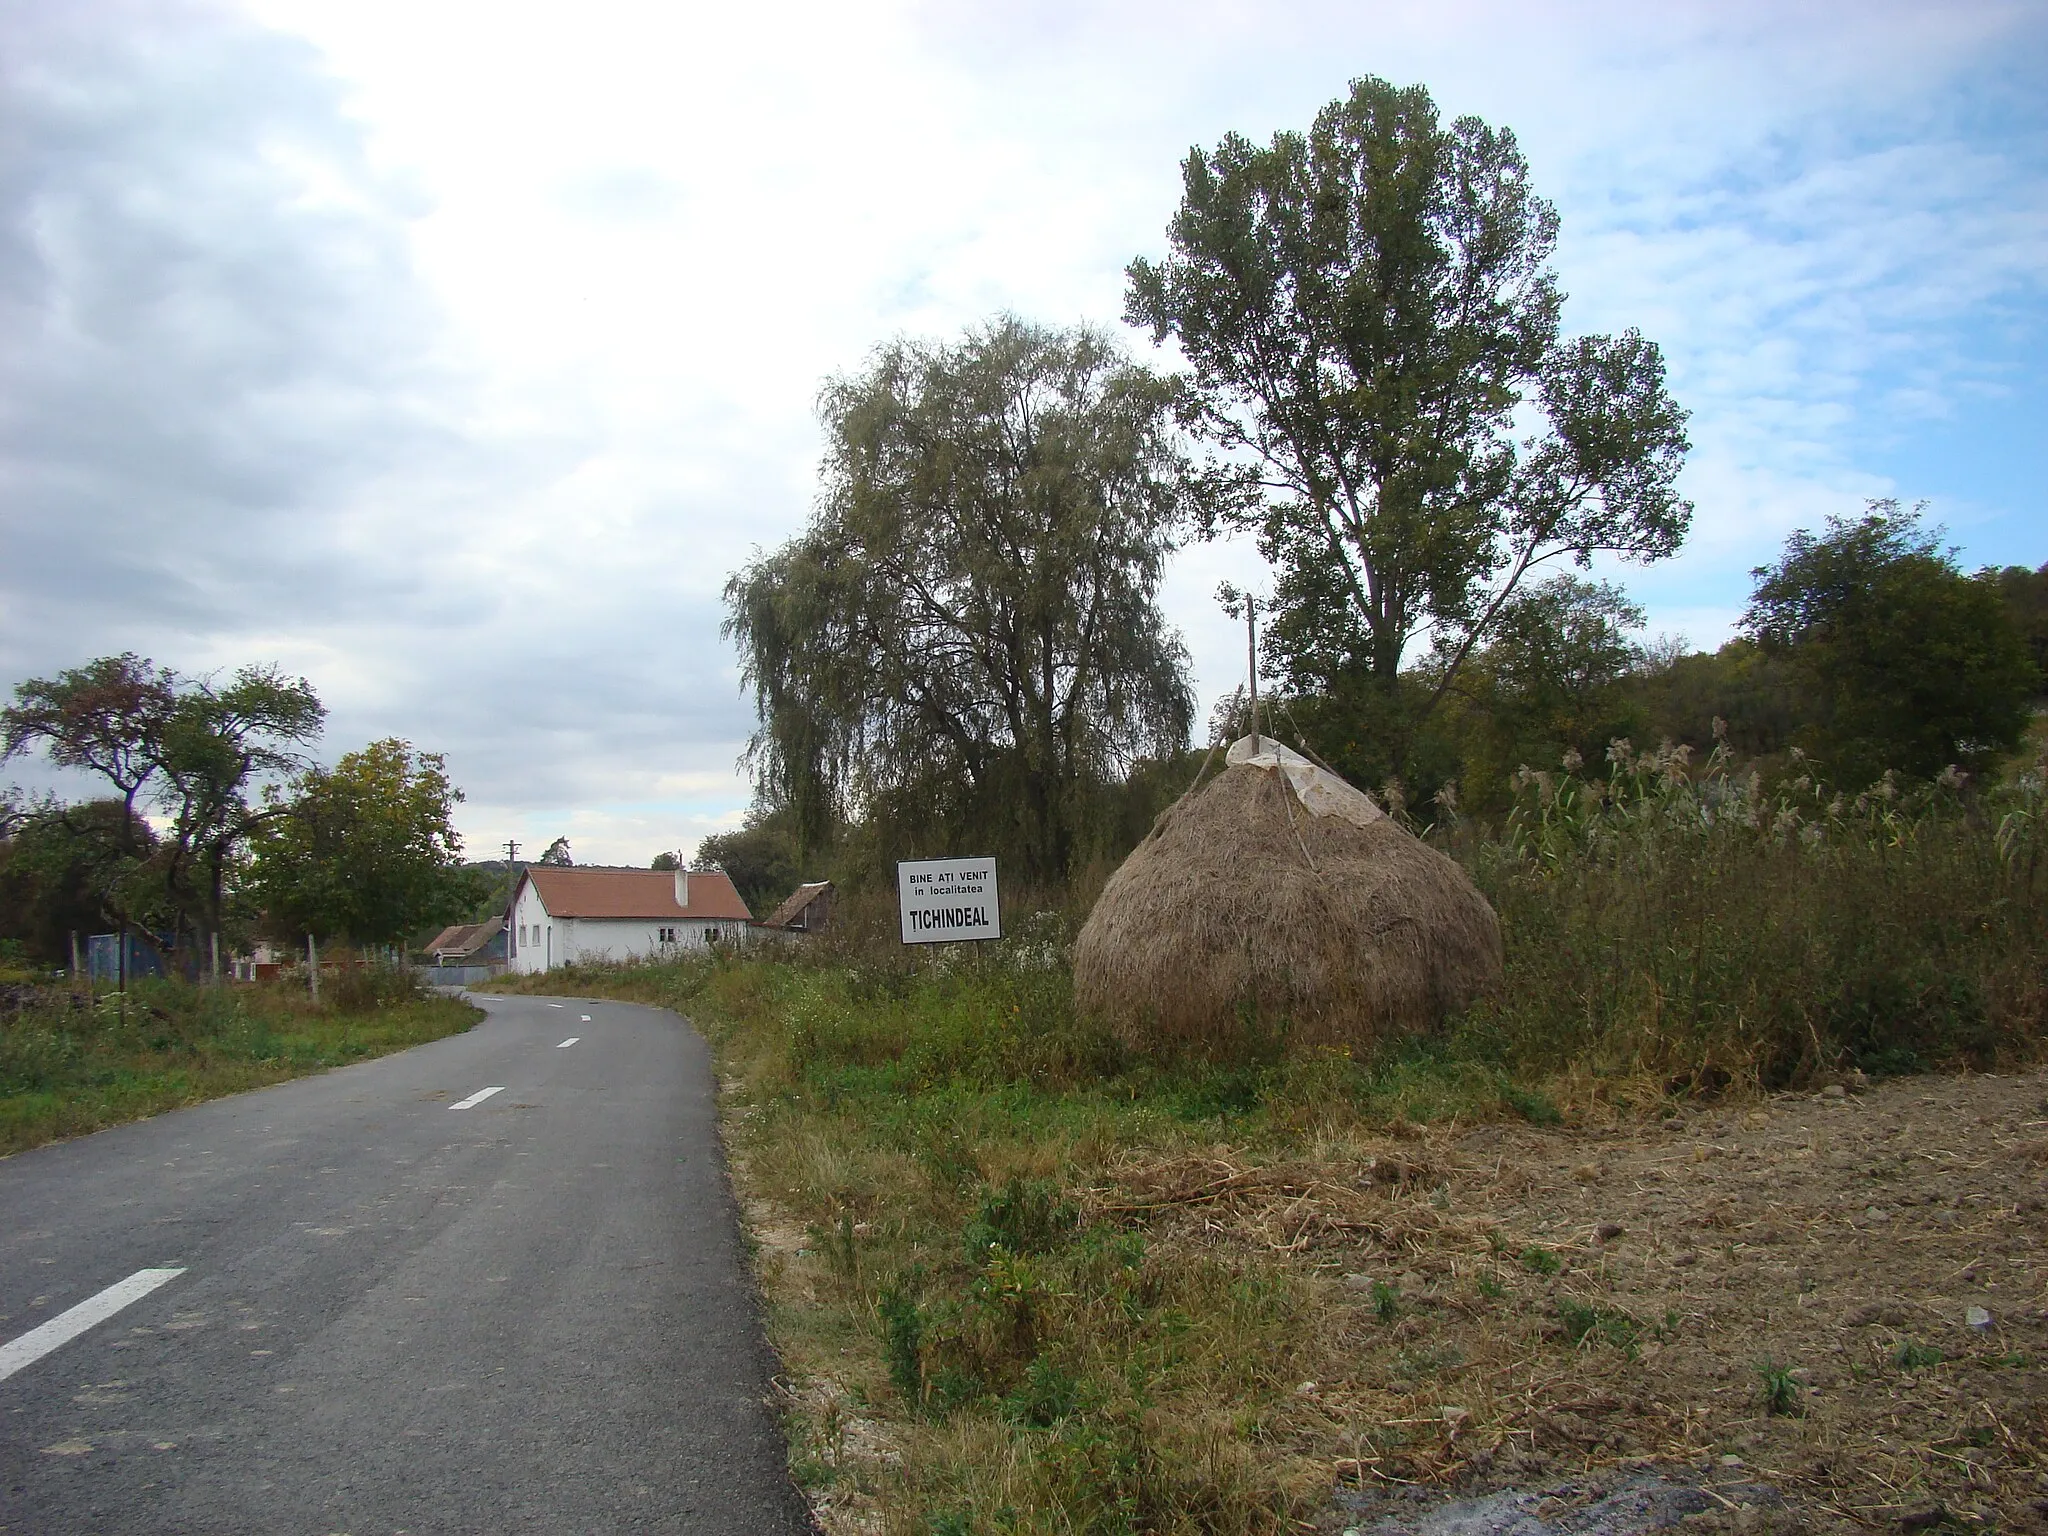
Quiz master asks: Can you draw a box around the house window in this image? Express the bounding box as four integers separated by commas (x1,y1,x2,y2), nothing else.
657,926,677,944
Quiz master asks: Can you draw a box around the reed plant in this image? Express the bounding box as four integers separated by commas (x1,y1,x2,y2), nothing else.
1452,731,2046,1092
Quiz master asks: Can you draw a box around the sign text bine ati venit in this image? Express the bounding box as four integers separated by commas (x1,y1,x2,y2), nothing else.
896,856,1002,945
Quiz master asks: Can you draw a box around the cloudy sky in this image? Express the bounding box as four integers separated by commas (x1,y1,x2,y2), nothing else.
3,0,2043,869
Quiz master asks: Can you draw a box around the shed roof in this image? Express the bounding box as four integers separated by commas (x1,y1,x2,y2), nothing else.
516,866,752,922
761,881,833,930
427,916,504,958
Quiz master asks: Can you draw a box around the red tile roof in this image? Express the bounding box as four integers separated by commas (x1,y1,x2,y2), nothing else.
518,866,752,922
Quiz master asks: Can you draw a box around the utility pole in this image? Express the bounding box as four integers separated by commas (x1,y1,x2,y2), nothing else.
503,838,521,866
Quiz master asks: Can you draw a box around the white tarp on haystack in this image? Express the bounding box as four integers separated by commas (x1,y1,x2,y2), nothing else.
1225,735,1386,828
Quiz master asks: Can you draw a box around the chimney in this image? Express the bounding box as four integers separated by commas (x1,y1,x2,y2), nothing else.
673,868,690,910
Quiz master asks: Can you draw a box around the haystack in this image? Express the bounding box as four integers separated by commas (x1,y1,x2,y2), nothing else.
1073,736,1502,1055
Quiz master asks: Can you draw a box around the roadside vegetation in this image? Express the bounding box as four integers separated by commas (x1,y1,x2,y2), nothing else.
486,734,2048,1534
0,966,480,1156
498,72,2047,1535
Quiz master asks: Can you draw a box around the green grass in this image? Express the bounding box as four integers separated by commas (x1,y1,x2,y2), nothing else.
0,971,480,1156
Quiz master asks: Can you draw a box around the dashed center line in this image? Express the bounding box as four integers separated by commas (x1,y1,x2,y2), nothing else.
546,1003,565,1009
449,1086,505,1111
579,1014,591,1022
0,1268,186,1383
557,1037,579,1048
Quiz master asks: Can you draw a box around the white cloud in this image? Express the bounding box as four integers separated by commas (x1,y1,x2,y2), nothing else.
3,0,2041,864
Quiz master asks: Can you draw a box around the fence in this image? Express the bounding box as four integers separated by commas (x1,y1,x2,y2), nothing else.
416,963,505,988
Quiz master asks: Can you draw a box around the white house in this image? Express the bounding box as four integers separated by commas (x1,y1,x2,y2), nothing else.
506,866,753,974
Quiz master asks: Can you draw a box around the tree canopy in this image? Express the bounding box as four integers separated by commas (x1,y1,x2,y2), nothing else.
1126,77,1690,772
2,654,324,962
247,739,472,946
1741,501,2037,783
1440,574,1647,804
724,317,1196,881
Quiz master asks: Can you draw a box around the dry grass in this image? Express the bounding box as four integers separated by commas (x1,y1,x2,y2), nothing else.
1073,759,1502,1058
1060,1073,2048,1533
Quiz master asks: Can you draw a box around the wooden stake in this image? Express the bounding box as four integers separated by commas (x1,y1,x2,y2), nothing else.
1247,596,1261,754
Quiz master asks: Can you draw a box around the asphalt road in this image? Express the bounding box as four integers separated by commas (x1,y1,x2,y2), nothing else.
0,992,815,1535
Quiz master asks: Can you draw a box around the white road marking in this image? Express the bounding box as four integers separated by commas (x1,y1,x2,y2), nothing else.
579,1014,591,1022
449,1086,505,1110
0,1268,186,1383
546,1003,565,1009
557,1037,579,1048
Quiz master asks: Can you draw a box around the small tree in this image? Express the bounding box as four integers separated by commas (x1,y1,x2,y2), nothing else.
249,739,471,948
539,836,573,867
1742,501,2037,782
1442,574,1646,806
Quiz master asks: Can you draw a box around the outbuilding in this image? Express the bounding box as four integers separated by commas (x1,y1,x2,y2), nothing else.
507,866,752,974
759,880,835,935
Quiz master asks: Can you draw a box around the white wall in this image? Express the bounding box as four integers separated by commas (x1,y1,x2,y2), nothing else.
507,882,737,974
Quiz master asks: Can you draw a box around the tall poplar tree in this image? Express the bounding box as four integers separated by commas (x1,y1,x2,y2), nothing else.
1127,77,1691,769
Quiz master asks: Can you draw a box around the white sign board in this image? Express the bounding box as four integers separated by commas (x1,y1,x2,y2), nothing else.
896,856,1002,945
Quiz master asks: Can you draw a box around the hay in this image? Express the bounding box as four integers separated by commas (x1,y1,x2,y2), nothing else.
1073,737,1502,1056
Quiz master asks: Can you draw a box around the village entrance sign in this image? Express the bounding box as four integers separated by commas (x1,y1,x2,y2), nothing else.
896,857,1002,945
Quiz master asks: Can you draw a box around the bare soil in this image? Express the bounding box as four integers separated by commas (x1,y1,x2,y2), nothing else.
1097,1069,2048,1534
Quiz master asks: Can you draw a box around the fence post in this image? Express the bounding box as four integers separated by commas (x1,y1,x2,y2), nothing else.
308,933,319,1002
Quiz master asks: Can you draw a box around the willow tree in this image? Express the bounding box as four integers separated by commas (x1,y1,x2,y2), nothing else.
724,317,1196,882
1127,77,1691,771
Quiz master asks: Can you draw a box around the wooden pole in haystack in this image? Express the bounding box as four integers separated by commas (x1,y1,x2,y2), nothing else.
1246,595,1260,754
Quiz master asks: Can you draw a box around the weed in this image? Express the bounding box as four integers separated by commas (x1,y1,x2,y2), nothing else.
1003,1356,1086,1427
1520,1245,1561,1276
1370,1279,1401,1322
833,1209,860,1275
1558,1299,1600,1343
1559,1300,1641,1356
1894,1340,1944,1372
878,1285,925,1410
1476,1273,1505,1300
962,1176,1077,1261
1757,1360,1804,1416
